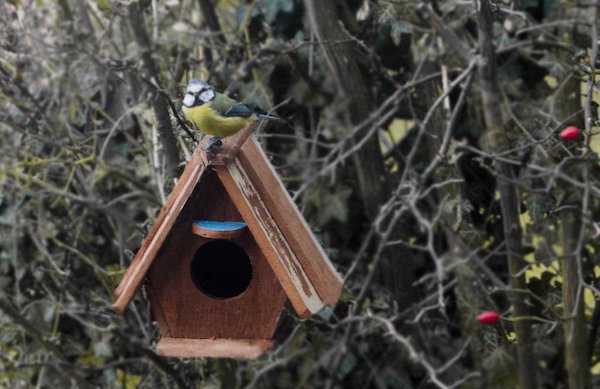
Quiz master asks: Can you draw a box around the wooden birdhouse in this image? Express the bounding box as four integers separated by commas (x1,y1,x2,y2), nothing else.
112,127,343,359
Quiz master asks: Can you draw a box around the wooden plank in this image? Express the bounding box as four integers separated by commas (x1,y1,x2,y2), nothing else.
156,338,272,359
112,147,206,314
238,138,343,305
216,160,324,317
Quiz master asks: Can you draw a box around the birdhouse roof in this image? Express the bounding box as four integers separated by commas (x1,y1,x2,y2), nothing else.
112,132,343,318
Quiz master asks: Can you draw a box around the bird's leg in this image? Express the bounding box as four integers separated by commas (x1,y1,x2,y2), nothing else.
203,136,233,165
203,136,223,152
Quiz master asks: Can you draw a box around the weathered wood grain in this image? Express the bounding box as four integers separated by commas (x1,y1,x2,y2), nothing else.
216,160,323,317
238,138,343,305
156,338,273,359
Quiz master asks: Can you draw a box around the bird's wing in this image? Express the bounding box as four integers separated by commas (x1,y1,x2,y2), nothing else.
223,103,255,118
212,92,280,120
210,93,243,115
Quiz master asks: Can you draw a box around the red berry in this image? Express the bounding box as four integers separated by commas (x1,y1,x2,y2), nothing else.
477,310,500,325
560,126,580,141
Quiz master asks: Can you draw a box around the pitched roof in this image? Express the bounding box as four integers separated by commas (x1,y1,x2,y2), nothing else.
112,130,343,317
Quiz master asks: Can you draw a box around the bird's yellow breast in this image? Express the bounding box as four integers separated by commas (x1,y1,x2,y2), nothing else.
182,104,254,137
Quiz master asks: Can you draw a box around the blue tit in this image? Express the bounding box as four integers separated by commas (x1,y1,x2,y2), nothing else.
181,79,279,150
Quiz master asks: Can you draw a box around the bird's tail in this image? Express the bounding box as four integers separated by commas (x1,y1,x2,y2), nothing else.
248,103,291,126
257,112,284,121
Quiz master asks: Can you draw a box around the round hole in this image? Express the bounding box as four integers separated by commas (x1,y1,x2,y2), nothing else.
190,240,252,299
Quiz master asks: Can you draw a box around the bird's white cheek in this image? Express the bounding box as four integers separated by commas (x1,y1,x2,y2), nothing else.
200,90,215,102
183,94,195,107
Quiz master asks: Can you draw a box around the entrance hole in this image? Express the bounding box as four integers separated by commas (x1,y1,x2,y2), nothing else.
190,240,252,299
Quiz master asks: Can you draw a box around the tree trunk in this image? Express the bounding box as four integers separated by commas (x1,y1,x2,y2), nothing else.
476,2,538,388
554,37,590,389
303,0,388,218
128,2,180,182
198,0,225,44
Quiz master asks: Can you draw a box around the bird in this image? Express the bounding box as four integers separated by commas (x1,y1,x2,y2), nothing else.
181,79,280,152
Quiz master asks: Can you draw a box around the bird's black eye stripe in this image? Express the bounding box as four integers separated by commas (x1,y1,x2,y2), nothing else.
191,88,210,96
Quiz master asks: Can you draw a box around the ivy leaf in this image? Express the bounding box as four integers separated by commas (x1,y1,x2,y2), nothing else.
313,186,352,226
521,0,557,15
95,0,112,13
93,339,113,358
390,21,412,45
338,352,358,379
483,348,518,388
264,0,295,23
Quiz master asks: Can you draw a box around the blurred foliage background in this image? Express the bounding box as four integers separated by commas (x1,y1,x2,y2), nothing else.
2,0,600,388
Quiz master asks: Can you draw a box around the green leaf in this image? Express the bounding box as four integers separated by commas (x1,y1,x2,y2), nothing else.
95,0,112,13
264,0,295,23
93,340,113,358
482,348,518,388
521,0,557,15
115,370,142,389
390,21,411,45
338,352,358,379
591,132,600,156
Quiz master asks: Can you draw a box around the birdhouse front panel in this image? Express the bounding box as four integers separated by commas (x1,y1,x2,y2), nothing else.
146,169,287,340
